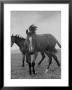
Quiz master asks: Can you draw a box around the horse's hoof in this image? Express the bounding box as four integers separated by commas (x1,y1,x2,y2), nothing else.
33,71,37,75
45,69,49,73
35,72,37,75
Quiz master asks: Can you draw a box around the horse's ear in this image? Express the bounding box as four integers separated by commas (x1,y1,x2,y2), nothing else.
26,30,28,35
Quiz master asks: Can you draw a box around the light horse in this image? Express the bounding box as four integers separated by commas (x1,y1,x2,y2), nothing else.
26,24,61,74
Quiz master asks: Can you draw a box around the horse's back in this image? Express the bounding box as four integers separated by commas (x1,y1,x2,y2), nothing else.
34,34,56,40
32,34,57,51
33,34,56,44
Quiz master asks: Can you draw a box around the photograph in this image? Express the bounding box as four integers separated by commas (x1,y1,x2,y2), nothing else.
11,11,61,79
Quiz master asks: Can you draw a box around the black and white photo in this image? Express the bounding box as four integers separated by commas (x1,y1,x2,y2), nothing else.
4,4,69,86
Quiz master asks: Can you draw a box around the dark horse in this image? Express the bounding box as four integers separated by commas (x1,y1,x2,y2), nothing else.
11,34,27,67
11,34,49,75
26,24,61,74
11,34,35,75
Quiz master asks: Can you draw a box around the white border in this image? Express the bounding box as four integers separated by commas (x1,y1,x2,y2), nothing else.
4,4,69,87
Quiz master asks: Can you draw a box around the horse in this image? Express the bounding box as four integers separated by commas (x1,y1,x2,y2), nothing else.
11,34,27,67
11,34,48,75
26,24,61,74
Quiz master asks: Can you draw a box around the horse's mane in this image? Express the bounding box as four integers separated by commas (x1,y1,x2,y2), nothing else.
12,34,25,40
29,24,37,34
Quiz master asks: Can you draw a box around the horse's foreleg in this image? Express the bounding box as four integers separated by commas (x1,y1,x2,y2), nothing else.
26,53,32,75
38,52,45,65
32,61,35,74
28,62,32,75
32,52,38,74
22,54,25,67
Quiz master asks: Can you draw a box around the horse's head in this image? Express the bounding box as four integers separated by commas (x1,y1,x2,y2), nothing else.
11,34,15,47
26,29,32,36
26,24,37,36
29,24,37,34
26,30,34,53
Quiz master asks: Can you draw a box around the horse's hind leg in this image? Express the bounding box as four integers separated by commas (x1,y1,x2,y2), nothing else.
52,53,60,67
47,55,52,70
45,57,52,73
44,51,52,73
38,52,45,65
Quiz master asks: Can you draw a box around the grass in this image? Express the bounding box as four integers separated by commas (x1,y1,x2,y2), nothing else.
11,49,61,79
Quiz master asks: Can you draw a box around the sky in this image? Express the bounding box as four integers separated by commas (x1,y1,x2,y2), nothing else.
11,11,61,51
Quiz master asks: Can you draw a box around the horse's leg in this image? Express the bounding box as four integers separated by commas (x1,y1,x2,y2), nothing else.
26,53,32,75
47,55,52,70
52,53,60,67
22,54,25,67
44,51,52,73
38,52,45,65
32,52,38,74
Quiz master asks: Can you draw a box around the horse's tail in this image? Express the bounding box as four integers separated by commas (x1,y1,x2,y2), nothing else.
56,40,61,48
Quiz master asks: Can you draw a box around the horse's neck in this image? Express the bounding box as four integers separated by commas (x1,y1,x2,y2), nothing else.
15,38,24,48
31,34,36,39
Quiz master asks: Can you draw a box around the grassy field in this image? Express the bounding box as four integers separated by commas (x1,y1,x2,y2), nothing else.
11,49,61,79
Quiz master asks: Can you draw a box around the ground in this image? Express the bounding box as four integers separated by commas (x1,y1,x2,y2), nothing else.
11,49,61,79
